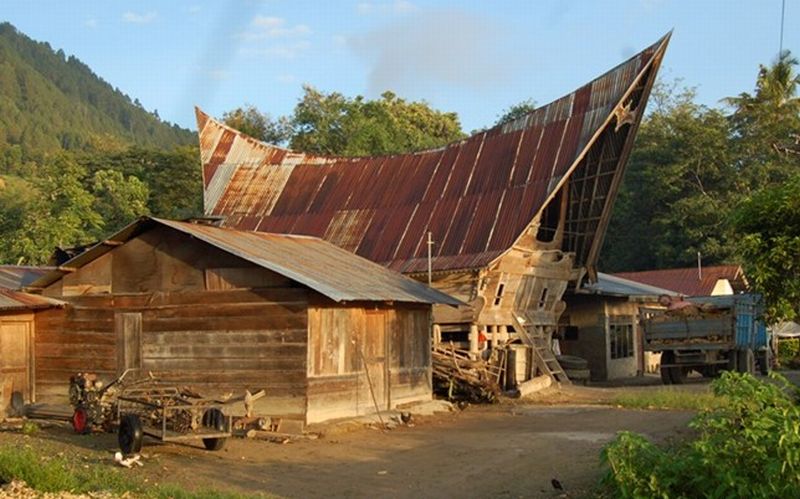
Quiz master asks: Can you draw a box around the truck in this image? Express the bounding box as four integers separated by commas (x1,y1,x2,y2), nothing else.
641,294,769,384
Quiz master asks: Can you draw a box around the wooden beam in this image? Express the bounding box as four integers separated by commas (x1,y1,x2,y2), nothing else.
102,240,124,246
57,266,77,273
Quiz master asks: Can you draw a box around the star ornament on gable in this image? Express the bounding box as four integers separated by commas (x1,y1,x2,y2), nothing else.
613,100,637,132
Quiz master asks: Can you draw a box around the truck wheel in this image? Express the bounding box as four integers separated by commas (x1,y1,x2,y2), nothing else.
660,351,675,385
660,366,673,385
737,349,755,375
118,414,143,455
202,408,227,451
757,350,770,375
669,366,686,384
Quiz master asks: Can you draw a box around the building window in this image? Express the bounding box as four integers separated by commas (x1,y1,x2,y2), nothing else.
609,316,634,359
493,282,505,306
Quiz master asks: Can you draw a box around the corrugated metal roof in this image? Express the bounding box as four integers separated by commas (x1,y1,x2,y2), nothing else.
0,265,54,290
0,289,64,311
613,265,748,297
582,272,680,298
29,217,461,306
197,34,671,273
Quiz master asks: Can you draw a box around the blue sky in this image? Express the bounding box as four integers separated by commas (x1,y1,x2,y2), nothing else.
3,1,797,133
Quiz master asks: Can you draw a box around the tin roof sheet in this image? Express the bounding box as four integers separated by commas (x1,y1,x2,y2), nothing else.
0,265,54,290
197,34,670,273
0,289,64,311
583,272,681,298
30,217,461,305
612,265,748,297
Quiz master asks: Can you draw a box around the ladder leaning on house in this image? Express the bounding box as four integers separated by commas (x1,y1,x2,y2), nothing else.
511,314,571,385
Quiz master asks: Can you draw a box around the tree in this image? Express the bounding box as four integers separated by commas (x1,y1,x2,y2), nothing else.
725,50,800,191
731,174,800,322
289,86,465,156
222,105,290,144
601,81,736,271
495,99,536,126
90,169,150,236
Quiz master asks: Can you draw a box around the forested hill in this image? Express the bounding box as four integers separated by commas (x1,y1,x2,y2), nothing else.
0,22,194,153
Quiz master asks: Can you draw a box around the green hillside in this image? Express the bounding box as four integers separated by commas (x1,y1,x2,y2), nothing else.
0,22,195,153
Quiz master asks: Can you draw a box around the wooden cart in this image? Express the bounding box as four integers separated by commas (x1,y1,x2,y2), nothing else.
115,384,233,454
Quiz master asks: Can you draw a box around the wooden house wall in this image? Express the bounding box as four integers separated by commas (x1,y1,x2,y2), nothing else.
0,311,36,408
306,302,431,424
36,229,308,419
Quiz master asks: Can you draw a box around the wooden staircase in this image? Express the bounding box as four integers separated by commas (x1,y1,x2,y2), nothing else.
511,314,571,385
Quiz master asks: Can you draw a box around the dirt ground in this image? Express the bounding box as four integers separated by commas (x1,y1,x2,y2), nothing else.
0,378,708,499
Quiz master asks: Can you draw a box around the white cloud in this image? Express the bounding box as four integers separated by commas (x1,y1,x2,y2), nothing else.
241,41,311,59
208,69,230,81
348,9,510,96
238,15,311,40
357,0,418,15
188,5,202,15
84,18,97,28
123,11,157,24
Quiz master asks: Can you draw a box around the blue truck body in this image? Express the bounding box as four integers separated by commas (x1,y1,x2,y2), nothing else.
642,293,769,383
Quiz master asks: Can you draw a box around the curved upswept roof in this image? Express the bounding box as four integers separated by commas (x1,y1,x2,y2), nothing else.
197,34,670,274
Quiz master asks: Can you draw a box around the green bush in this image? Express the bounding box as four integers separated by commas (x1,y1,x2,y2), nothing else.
777,338,800,367
602,372,800,498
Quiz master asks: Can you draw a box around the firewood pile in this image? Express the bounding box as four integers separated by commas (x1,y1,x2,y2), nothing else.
432,344,504,403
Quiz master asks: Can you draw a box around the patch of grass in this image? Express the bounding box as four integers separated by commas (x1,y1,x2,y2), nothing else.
610,387,725,411
0,445,260,498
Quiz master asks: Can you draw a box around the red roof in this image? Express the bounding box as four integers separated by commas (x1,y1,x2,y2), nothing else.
612,265,748,297
197,35,669,273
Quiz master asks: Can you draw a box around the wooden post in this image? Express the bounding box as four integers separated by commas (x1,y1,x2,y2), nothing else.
469,324,479,359
490,325,498,349
432,324,442,346
499,325,508,345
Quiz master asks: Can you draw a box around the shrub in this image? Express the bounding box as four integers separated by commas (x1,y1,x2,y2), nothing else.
602,372,800,498
777,338,800,367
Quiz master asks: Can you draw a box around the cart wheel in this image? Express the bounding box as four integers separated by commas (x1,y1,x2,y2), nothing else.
202,408,227,451
118,414,143,455
72,406,93,434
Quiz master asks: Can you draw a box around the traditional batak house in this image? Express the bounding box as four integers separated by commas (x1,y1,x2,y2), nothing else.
194,34,671,383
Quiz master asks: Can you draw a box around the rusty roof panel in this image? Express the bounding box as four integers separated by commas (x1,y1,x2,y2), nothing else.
0,265,53,290
196,34,670,272
0,289,64,311
29,218,460,305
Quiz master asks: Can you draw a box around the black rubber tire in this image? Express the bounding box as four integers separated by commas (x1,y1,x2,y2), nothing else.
737,348,755,375
757,350,770,375
118,414,143,455
727,351,739,373
660,367,673,385
202,408,227,451
556,355,589,370
564,368,590,381
699,365,719,378
669,366,686,384
71,406,93,435
660,351,675,385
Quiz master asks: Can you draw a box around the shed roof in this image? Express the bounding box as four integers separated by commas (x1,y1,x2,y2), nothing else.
582,272,680,298
612,265,748,297
197,34,670,275
29,217,461,305
0,265,54,289
0,289,64,312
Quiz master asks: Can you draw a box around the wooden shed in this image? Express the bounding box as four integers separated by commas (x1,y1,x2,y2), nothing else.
0,284,63,413
27,217,459,425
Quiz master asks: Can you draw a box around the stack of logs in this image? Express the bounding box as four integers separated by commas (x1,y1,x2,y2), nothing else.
432,344,505,403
